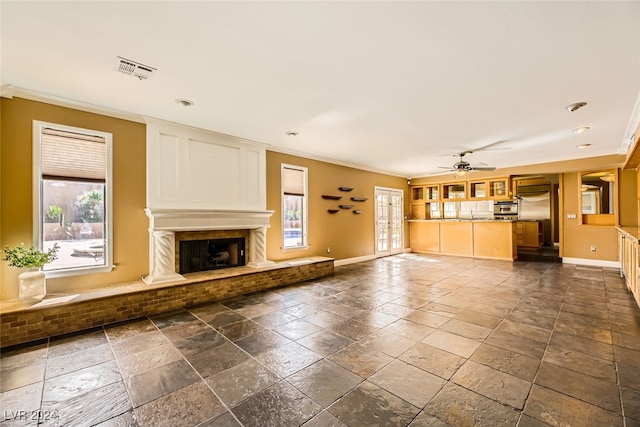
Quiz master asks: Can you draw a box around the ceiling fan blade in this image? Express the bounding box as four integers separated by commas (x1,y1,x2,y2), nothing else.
430,169,454,175
437,166,453,169
470,166,496,171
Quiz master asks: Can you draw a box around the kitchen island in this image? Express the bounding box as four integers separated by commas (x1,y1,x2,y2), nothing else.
409,219,517,261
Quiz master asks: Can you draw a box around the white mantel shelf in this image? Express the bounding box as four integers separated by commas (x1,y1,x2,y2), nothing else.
145,208,275,231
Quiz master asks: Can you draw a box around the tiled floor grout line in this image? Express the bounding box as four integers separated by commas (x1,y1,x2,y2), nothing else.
102,322,140,424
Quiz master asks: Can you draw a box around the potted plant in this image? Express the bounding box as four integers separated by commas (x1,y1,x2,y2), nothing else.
2,243,60,301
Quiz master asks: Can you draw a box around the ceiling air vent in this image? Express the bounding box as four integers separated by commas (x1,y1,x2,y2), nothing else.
115,56,156,80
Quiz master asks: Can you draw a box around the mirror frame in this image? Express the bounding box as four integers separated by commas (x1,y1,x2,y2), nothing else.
578,168,618,226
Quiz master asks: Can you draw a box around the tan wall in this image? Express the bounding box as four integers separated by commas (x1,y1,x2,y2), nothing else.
561,172,618,261
266,151,409,262
0,97,148,299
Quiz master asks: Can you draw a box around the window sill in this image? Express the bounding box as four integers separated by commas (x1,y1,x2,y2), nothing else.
282,246,310,252
44,264,115,278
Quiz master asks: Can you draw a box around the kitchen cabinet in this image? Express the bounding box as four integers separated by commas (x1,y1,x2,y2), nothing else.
410,221,440,253
411,184,440,202
411,186,425,203
516,221,543,248
410,185,441,220
410,203,426,220
440,221,473,256
409,219,516,261
489,177,511,199
473,221,517,260
469,181,487,200
442,182,467,200
618,228,639,308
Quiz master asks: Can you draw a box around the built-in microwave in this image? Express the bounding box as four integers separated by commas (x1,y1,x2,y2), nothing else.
493,200,518,215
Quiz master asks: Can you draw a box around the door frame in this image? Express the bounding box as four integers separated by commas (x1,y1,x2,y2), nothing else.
374,186,405,256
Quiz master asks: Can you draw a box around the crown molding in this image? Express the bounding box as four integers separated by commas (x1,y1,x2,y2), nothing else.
1,85,146,124
621,89,640,155
266,144,406,179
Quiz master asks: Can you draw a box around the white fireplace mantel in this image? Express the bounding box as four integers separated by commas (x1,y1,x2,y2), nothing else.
143,208,275,285
146,208,274,231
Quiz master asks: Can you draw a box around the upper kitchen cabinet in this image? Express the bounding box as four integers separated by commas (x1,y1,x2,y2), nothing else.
580,169,618,226
425,184,440,201
488,177,511,200
411,186,425,203
442,182,467,200
410,184,441,219
469,180,487,200
412,184,440,202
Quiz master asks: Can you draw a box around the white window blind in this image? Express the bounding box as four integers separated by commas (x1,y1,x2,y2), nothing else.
282,166,305,196
41,128,106,181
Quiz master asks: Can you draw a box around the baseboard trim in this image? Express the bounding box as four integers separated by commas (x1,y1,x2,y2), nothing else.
334,254,378,267
562,257,620,269
334,249,412,266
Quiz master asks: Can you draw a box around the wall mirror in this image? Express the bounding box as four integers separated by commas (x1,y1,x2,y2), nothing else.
580,169,617,225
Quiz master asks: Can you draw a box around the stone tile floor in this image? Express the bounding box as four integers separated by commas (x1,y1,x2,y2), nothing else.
1,253,640,427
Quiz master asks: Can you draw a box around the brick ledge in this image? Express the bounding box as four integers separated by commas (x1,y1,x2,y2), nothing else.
1,257,334,348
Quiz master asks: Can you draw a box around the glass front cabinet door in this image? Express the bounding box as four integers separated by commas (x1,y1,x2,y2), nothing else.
488,178,510,199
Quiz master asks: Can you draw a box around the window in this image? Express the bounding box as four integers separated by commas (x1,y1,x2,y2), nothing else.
281,164,308,249
33,121,113,276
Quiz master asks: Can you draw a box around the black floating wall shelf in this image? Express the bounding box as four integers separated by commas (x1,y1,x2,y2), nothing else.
327,209,340,214
338,187,353,192
322,195,342,200
350,197,368,202
339,205,354,209
353,210,363,214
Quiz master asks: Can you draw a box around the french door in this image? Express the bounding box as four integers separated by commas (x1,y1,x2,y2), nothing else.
375,187,404,256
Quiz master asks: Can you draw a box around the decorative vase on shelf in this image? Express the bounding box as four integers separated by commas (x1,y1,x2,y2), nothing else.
19,267,46,301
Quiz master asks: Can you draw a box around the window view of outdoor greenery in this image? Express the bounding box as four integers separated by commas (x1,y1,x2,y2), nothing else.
283,194,304,248
42,179,105,271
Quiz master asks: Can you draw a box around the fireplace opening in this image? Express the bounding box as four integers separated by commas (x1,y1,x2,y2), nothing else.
179,238,246,273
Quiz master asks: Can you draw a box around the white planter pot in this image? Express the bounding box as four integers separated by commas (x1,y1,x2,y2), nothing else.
19,268,46,301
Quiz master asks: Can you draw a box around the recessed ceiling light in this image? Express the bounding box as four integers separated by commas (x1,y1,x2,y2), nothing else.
573,126,590,134
577,143,592,149
286,131,298,136
175,98,194,107
566,102,587,112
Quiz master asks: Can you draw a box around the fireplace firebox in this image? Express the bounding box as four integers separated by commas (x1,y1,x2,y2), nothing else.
179,238,246,273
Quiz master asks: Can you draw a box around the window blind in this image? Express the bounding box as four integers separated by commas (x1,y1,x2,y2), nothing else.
41,128,106,181
282,167,304,196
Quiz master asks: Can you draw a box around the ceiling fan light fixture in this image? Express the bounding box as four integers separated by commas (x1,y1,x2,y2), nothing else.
175,98,194,107
566,102,587,112
454,169,468,177
573,126,590,134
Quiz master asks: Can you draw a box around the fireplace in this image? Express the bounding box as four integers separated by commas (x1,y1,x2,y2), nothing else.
143,209,275,285
179,238,245,273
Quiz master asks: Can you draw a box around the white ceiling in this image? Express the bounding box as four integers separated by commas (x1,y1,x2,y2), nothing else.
2,1,639,178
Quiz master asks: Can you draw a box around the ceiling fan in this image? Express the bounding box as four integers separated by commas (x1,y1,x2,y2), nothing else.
435,151,496,177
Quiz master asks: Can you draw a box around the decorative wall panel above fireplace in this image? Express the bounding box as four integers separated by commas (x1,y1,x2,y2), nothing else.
146,119,268,211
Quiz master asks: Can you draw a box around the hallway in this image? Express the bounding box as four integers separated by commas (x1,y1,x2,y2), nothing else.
1,254,639,426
